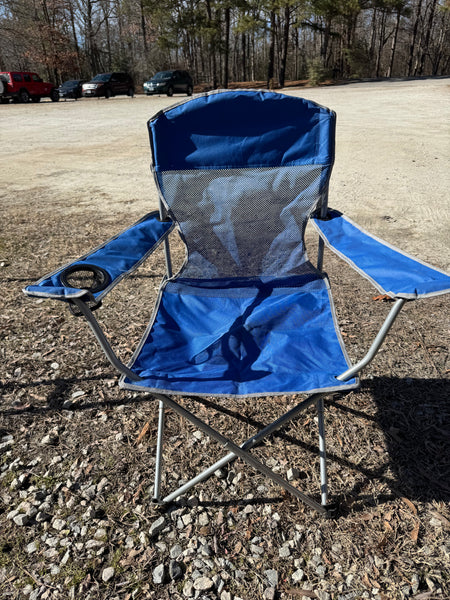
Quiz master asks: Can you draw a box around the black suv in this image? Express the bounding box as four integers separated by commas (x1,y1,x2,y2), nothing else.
143,70,193,97
82,72,134,98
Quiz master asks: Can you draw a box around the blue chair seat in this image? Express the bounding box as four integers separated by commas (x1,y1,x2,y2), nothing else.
122,275,358,397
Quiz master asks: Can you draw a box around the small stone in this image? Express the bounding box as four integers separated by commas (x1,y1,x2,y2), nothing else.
221,592,232,600
139,532,148,546
149,516,166,537
13,513,30,526
193,576,214,591
26,541,38,554
169,559,183,581
52,518,66,531
287,467,300,481
97,477,109,492
198,512,210,526
292,568,304,583
82,485,97,500
183,580,194,597
6,509,19,521
26,506,38,518
153,563,167,584
102,567,115,582
40,431,58,446
0,439,14,453
264,569,279,588
279,545,291,558
200,543,213,556
35,511,51,523
316,564,327,578
251,543,264,556
263,588,276,600
182,513,192,526
170,543,183,559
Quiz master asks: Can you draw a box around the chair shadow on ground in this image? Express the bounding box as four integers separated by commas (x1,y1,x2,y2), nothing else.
185,376,450,510
340,376,450,506
1,375,448,512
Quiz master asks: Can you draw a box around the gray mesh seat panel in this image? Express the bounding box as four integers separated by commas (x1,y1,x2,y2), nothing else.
159,165,324,279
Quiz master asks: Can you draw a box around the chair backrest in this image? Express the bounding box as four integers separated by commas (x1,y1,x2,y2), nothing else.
148,90,336,279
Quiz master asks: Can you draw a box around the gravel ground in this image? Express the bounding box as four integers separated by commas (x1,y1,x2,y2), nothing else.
0,78,449,600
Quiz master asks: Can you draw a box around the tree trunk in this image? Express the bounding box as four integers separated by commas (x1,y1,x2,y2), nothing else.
267,9,276,89
418,0,438,76
278,5,290,88
375,9,387,78
140,0,148,53
408,0,423,76
223,6,230,88
387,9,401,78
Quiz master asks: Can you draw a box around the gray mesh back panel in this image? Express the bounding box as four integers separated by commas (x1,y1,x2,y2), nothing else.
159,165,324,279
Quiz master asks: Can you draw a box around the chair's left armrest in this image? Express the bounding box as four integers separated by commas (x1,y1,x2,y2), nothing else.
23,211,174,305
311,209,450,299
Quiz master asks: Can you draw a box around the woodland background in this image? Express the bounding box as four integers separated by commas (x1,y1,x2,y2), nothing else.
0,1,449,91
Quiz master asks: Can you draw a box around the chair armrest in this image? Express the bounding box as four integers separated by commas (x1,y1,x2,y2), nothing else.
23,211,174,303
311,209,450,299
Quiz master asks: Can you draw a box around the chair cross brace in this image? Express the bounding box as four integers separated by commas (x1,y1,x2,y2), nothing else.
153,392,329,515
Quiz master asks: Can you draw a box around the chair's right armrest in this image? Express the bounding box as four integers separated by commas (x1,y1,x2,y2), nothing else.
311,209,450,299
23,211,174,305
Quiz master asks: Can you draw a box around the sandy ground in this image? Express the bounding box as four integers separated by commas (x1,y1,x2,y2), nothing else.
1,78,449,269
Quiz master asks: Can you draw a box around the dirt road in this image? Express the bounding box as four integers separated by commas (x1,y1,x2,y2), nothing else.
1,78,449,268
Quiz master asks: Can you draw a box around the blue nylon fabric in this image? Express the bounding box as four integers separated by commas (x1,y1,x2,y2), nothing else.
24,212,172,300
125,276,357,396
313,210,450,298
149,91,335,171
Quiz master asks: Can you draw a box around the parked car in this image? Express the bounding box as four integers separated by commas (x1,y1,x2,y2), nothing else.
58,79,85,99
143,70,193,97
82,73,134,98
0,71,59,103
0,75,7,100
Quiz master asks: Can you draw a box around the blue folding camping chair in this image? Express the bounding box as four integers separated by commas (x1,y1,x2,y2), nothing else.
24,90,450,515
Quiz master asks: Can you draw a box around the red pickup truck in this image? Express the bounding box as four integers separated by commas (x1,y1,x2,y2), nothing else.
0,71,59,103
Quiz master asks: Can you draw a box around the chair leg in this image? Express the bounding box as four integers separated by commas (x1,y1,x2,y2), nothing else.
153,400,165,502
317,397,328,506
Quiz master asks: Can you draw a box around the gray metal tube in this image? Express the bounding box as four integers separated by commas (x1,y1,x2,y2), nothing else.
71,298,141,381
337,298,406,382
317,397,328,505
159,199,173,279
153,400,165,502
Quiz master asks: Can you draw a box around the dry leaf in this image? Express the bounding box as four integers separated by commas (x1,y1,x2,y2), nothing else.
410,521,420,543
401,497,417,515
372,294,393,302
136,421,150,444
